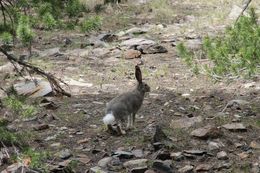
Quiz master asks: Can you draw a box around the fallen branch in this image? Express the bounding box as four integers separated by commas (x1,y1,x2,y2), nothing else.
235,0,253,24
0,46,71,97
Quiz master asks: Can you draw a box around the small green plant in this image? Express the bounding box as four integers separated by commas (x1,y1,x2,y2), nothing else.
66,0,84,17
16,15,35,55
19,148,50,171
177,8,260,79
0,32,12,44
80,16,102,32
3,96,37,118
42,12,57,30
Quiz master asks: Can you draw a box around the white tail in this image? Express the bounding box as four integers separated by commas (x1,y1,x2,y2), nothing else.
103,113,115,125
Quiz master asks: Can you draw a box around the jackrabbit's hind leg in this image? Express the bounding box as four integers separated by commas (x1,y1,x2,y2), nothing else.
131,113,136,127
117,123,126,135
127,115,131,129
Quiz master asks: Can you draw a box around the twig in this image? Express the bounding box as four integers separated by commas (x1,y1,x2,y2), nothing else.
0,46,71,97
235,0,253,24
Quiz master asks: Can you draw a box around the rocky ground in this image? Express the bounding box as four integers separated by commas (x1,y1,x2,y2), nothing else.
0,0,260,173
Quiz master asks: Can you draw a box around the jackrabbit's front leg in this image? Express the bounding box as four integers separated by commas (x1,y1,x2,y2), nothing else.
127,115,131,129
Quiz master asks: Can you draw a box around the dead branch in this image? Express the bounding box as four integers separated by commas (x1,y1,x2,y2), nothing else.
235,0,253,24
0,46,71,97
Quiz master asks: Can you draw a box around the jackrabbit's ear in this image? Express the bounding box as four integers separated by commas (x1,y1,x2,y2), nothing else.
135,65,142,84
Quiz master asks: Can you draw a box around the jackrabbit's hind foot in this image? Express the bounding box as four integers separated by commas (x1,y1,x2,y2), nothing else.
116,124,126,135
107,125,118,135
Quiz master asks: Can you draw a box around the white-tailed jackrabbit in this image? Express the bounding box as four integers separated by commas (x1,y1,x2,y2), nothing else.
103,65,150,135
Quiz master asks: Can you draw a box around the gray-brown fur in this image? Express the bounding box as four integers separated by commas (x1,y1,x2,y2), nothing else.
104,65,150,135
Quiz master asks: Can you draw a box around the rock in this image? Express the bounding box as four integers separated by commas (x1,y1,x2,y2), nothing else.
63,77,93,87
125,27,148,35
170,116,203,129
58,149,72,159
229,5,248,20
244,82,256,88
170,152,183,161
123,49,142,59
183,150,206,156
178,165,194,173
191,125,221,139
252,163,259,173
77,138,90,144
50,143,61,147
137,44,168,54
98,157,113,168
130,166,148,173
39,47,61,57
238,152,249,159
195,164,212,172
152,160,175,173
107,157,123,171
208,141,224,151
152,125,175,150
214,162,232,170
250,141,260,150
121,38,155,48
33,124,49,131
123,159,148,168
90,166,108,173
90,48,110,57
154,150,171,160
76,154,91,164
222,123,247,131
217,151,228,160
132,149,144,158
98,33,118,42
13,80,52,98
144,170,156,173
63,37,72,45
112,151,134,159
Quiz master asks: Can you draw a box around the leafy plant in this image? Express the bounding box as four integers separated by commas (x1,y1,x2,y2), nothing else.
42,12,57,30
3,96,37,118
66,0,84,17
177,8,260,79
16,15,35,54
80,16,102,32
0,32,12,44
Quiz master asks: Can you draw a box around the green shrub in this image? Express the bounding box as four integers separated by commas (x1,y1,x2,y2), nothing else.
42,12,57,30
80,16,102,32
0,32,12,44
66,0,83,17
16,16,35,54
177,8,260,79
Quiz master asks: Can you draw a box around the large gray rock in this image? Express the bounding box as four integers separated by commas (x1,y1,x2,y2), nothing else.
191,125,221,139
121,38,155,47
222,123,247,131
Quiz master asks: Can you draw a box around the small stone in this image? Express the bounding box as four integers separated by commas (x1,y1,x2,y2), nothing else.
58,149,72,159
130,166,148,173
90,166,107,173
170,152,183,161
123,49,141,59
178,165,194,173
217,151,228,160
238,152,249,159
144,170,156,173
215,162,232,170
191,125,221,139
98,157,113,168
50,143,61,147
208,141,223,151
33,124,49,131
152,160,175,173
132,149,144,158
183,150,206,156
107,157,123,171
222,123,247,131
250,141,260,149
123,159,148,168
195,164,212,171
171,116,203,129
77,138,90,144
76,154,91,164
112,151,134,159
